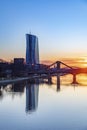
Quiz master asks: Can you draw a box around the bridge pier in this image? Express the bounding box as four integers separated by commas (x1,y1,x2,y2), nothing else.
72,74,78,84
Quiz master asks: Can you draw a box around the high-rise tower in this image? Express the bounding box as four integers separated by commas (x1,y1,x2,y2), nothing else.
26,34,39,65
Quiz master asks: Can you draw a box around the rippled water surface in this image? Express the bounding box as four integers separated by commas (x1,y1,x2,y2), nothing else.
0,74,87,130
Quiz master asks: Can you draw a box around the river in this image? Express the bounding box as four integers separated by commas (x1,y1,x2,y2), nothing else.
0,74,87,130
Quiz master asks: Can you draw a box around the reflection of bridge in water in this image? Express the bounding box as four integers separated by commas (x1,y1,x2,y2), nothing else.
0,76,87,114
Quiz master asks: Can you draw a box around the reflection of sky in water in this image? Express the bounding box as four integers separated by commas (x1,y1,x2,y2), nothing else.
0,75,87,129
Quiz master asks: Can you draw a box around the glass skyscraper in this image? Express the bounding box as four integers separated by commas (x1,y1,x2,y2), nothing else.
26,34,39,65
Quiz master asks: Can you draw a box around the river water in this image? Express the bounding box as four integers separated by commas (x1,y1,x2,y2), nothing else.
0,74,87,130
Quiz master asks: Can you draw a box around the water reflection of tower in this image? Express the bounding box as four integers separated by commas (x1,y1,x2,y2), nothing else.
26,83,39,113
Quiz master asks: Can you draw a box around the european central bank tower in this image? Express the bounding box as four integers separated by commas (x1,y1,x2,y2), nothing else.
26,34,39,65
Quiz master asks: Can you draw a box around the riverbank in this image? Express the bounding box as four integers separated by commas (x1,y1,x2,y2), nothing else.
0,75,40,85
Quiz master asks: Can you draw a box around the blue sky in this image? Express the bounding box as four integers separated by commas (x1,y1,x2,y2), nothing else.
0,0,87,61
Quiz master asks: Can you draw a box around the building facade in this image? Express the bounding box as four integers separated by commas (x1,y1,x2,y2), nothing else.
26,34,39,65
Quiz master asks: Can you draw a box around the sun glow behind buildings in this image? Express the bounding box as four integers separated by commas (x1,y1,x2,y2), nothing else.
61,57,87,68
41,56,87,68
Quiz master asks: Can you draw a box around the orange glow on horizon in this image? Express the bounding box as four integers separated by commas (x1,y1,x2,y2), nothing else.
41,56,87,68
77,74,87,85
1,52,87,68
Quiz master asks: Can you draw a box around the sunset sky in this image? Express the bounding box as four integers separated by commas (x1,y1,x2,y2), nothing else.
0,0,87,65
